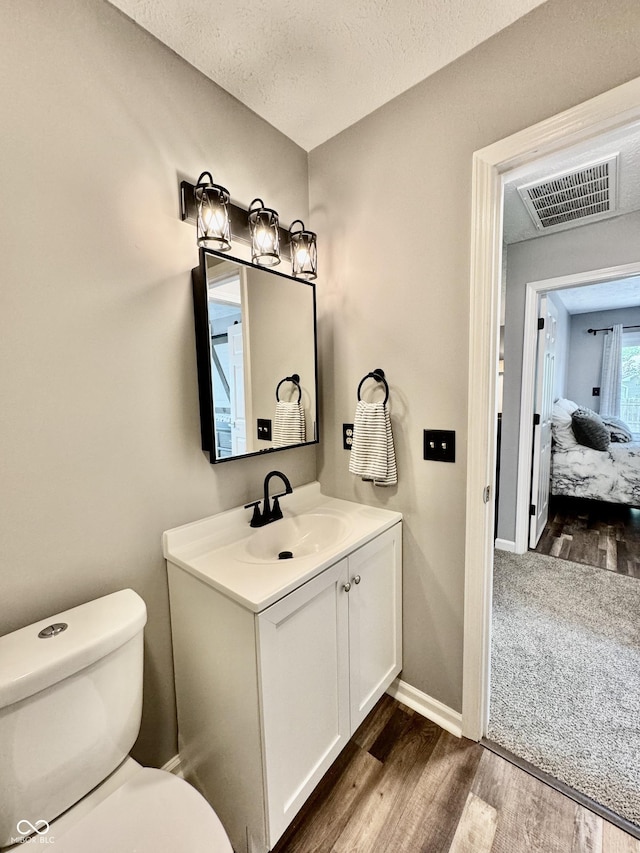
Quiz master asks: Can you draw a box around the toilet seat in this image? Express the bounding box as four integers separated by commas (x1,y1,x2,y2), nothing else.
52,768,233,852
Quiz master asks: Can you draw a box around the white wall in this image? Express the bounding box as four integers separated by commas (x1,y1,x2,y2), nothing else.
498,209,640,544
567,307,640,408
548,292,571,401
0,0,314,767
310,0,640,713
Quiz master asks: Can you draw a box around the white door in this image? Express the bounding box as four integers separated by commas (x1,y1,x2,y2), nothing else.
227,322,247,455
257,560,351,848
529,295,557,548
347,525,403,731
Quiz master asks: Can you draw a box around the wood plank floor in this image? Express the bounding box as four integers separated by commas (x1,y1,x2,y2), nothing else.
273,695,640,853
534,496,640,576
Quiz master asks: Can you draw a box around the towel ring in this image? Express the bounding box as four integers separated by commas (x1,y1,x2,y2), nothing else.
276,374,301,403
357,369,389,405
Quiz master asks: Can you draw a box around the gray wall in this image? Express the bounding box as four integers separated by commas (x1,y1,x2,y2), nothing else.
310,0,640,712
498,210,640,543
567,307,640,408
0,0,314,768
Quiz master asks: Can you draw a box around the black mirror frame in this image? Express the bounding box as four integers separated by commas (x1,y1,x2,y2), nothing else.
192,248,319,463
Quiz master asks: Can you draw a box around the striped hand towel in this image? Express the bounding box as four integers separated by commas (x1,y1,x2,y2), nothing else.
348,400,397,486
273,401,306,447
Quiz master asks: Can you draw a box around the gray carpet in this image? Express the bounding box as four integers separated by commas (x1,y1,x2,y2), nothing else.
488,549,640,826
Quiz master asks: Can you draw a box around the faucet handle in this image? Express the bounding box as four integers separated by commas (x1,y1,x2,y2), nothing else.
270,496,283,522
244,500,263,527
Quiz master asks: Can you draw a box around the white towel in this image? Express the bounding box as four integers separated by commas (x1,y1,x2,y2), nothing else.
349,400,397,486
273,401,306,446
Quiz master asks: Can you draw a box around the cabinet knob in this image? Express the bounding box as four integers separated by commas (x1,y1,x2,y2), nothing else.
353,575,361,585
343,582,351,592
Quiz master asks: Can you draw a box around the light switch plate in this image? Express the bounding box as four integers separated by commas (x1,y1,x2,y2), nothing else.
423,429,456,463
257,418,272,441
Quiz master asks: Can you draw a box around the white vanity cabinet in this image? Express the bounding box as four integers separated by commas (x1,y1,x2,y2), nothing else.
165,491,401,853
257,558,351,845
258,525,402,846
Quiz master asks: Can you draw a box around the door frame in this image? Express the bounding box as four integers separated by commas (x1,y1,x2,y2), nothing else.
462,74,640,741
514,263,640,554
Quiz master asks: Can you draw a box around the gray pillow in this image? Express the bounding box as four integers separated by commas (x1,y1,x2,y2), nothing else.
601,415,633,443
571,408,610,451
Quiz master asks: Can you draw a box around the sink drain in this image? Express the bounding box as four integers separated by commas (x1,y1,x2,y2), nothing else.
278,550,294,560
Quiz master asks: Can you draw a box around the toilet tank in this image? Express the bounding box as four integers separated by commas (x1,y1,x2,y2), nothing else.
0,589,147,848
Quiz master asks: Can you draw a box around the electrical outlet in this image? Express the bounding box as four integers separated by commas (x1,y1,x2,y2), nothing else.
257,418,272,441
343,423,354,450
423,429,456,463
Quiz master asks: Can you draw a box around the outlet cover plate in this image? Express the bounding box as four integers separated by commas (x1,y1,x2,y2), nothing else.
343,423,354,450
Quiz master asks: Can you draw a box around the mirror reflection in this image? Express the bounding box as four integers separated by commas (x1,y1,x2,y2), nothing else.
193,250,318,462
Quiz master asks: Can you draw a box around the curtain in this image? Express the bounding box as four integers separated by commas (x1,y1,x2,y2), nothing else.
600,323,623,418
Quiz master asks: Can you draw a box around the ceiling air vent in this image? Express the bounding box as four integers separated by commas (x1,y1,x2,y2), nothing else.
517,155,619,232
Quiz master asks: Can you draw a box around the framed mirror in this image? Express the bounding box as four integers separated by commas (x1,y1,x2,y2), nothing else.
192,249,318,462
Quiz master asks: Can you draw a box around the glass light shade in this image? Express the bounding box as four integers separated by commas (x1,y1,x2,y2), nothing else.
248,199,280,266
195,172,231,251
289,220,317,280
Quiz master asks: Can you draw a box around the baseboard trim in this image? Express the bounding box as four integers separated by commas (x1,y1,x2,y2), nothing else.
387,678,462,738
161,754,184,778
495,538,516,552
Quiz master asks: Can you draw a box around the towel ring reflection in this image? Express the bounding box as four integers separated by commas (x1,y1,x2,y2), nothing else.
276,374,302,403
357,369,389,405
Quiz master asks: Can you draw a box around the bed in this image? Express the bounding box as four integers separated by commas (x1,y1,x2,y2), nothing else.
551,398,640,507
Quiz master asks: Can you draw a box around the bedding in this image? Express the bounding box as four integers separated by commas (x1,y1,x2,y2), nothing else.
601,415,634,443
551,440,640,505
551,399,640,505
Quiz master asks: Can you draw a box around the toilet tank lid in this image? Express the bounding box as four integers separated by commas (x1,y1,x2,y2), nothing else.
0,589,147,710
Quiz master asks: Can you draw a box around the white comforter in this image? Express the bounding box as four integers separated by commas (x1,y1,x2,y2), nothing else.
552,441,640,505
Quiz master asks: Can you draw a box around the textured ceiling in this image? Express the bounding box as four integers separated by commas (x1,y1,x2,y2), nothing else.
107,0,548,151
553,277,640,315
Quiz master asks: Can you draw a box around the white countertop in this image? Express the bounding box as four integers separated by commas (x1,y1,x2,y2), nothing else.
163,483,402,613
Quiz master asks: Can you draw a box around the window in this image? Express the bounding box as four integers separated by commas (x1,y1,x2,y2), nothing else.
621,330,640,439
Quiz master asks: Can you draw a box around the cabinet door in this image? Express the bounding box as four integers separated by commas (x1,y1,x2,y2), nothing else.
257,559,351,848
348,524,402,731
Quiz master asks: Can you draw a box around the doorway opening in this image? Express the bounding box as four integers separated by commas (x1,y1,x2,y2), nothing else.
500,264,640,556
463,74,640,830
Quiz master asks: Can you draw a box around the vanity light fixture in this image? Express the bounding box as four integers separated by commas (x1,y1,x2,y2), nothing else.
181,177,318,277
248,198,281,266
194,172,231,251
288,220,317,280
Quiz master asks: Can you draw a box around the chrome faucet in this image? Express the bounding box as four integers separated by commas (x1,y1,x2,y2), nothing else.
244,470,293,527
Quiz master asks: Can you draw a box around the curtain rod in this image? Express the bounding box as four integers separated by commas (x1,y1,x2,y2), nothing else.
587,324,640,335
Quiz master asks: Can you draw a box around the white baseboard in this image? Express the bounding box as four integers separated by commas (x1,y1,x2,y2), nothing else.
495,538,515,552
387,678,462,738
161,754,184,778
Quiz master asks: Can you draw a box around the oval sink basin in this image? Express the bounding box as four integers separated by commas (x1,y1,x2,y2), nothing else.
238,512,350,563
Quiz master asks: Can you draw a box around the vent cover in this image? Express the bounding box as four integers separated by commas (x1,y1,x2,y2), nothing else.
517,155,618,232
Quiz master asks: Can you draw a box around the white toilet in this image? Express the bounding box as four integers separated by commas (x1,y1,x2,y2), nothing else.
0,589,233,852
